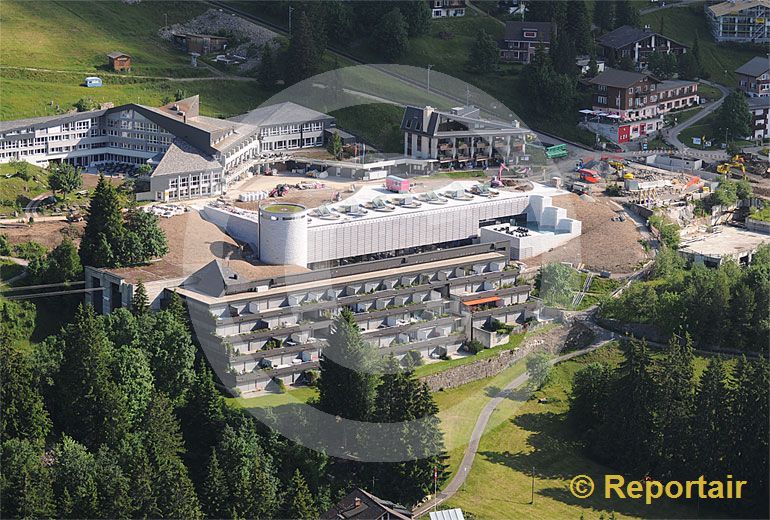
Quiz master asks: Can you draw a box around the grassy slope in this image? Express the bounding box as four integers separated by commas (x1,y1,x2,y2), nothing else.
0,0,208,76
444,342,717,519
0,1,275,120
330,104,405,152
0,163,50,215
640,3,759,85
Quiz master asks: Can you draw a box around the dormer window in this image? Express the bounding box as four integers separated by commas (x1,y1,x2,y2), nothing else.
523,30,538,39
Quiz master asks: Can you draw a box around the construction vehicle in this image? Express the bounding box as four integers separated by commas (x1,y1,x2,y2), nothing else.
578,168,601,183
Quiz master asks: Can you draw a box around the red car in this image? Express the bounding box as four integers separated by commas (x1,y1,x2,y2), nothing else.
578,169,601,183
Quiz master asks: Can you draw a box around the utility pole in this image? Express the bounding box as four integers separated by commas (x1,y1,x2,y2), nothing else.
531,466,535,504
164,12,168,26
288,5,295,34
427,64,434,92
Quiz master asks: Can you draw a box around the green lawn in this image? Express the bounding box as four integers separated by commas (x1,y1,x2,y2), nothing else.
697,82,723,102
443,342,715,519
226,385,318,409
0,74,273,121
0,163,50,216
0,0,210,77
330,103,405,153
641,3,761,85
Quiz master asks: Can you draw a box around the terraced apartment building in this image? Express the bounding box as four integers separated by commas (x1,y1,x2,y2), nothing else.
707,0,770,43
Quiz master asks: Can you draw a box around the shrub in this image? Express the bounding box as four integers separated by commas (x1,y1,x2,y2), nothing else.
465,339,485,354
406,350,424,367
303,369,320,387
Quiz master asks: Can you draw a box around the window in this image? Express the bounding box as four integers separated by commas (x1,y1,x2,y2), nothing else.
523,30,538,38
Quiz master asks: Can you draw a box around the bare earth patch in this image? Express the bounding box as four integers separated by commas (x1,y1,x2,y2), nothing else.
526,193,649,274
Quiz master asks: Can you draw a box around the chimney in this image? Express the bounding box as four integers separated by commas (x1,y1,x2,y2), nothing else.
354,497,362,507
423,106,434,130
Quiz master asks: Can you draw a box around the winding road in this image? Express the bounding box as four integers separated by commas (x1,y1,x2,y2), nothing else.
412,326,617,518
666,80,732,150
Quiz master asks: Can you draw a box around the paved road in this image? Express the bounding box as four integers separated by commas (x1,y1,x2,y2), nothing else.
23,192,52,220
666,81,731,150
412,331,616,518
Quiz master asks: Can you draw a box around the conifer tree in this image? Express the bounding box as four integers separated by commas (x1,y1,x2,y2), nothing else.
51,435,100,519
317,309,379,422
55,305,129,449
693,356,729,479
0,438,56,519
131,279,149,316
142,392,202,519
284,469,318,520
79,174,124,268
287,11,319,84
202,448,227,519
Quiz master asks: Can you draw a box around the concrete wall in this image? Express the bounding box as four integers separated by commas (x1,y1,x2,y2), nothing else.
747,217,770,235
201,205,259,250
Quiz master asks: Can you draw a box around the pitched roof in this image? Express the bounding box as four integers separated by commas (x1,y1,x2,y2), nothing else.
151,138,220,177
230,101,332,127
107,51,130,59
589,68,655,88
322,488,411,520
598,25,685,49
708,0,770,17
736,56,770,77
0,110,106,134
503,21,552,42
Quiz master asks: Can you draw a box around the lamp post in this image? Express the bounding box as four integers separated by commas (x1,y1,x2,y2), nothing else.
427,64,434,92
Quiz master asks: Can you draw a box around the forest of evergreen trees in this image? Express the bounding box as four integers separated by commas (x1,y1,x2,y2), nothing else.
600,245,770,353
0,297,444,519
570,336,769,518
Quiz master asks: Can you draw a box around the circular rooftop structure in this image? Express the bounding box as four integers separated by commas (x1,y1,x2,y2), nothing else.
261,203,306,215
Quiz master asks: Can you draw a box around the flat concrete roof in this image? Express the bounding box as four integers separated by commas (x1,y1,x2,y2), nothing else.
679,226,770,260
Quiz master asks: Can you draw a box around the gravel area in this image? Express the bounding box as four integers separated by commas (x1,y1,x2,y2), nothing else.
1,222,84,249
159,8,279,72
526,193,649,274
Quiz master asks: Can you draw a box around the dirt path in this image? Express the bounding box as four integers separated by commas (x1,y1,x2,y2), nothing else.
0,65,255,83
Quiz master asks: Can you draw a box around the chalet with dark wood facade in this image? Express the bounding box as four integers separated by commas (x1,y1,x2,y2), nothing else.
597,26,687,69
107,51,132,72
499,21,552,64
736,56,770,97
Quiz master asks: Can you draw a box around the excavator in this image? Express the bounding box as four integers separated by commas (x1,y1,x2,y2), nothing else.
716,155,746,176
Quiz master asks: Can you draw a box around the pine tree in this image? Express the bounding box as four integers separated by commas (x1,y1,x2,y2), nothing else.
0,438,56,519
178,364,226,485
399,0,431,37
693,356,729,479
317,309,379,422
51,435,100,519
214,423,280,519
468,30,499,74
257,43,279,89
142,392,202,519
131,279,149,316
368,357,447,506
716,91,752,143
614,0,640,28
94,446,133,519
657,333,695,479
167,290,187,324
139,310,196,405
0,332,51,444
79,174,124,268
605,338,658,473
202,448,227,519
594,0,615,32
111,342,154,429
287,11,319,84
55,305,129,449
566,0,593,55
284,469,318,520
374,8,409,62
